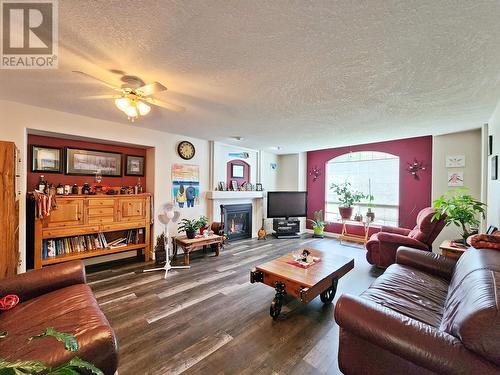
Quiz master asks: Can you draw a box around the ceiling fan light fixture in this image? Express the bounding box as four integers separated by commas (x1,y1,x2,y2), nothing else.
124,104,138,119
137,101,151,116
115,97,131,112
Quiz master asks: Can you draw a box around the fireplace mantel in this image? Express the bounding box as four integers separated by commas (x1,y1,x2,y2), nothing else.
206,191,264,238
206,191,263,200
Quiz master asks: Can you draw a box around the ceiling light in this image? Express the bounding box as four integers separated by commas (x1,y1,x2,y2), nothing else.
115,97,131,112
137,101,151,116
231,136,244,141
124,105,138,119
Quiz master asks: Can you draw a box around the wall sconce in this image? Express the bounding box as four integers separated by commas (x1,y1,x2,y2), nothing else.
407,159,426,180
309,165,321,182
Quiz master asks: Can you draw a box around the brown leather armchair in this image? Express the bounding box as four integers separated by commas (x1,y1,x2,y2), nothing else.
335,247,500,374
0,261,118,374
365,207,446,267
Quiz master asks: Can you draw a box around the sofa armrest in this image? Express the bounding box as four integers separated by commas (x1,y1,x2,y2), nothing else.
396,246,457,280
381,226,411,236
376,232,428,250
335,294,499,374
0,261,86,302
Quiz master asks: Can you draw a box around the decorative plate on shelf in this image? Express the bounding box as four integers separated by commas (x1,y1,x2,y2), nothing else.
177,141,195,160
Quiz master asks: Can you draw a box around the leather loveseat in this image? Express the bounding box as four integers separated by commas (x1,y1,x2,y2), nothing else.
335,246,500,374
0,261,118,374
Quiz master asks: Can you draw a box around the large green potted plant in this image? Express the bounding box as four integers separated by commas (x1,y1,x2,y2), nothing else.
432,188,486,244
330,182,367,220
178,218,201,239
307,210,328,238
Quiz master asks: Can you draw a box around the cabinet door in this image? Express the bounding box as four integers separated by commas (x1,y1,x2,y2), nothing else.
119,198,146,221
44,199,84,228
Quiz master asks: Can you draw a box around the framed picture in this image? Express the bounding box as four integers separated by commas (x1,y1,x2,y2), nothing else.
125,155,145,176
492,155,498,180
231,180,238,191
445,155,465,168
489,135,493,156
256,183,263,191
31,145,62,173
231,163,244,178
448,170,464,187
486,225,498,235
66,148,122,176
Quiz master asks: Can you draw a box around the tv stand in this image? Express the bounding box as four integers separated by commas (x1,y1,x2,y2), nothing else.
272,218,300,239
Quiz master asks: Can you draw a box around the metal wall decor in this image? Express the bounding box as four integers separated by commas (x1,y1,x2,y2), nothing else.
406,159,426,180
309,165,321,182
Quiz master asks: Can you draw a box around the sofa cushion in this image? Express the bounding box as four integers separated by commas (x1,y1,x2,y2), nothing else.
362,264,448,327
0,284,117,373
440,249,500,366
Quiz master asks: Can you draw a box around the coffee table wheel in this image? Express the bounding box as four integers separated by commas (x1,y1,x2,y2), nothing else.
320,278,338,304
270,297,282,319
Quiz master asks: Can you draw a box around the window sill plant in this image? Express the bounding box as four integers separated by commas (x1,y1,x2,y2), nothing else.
330,182,368,220
432,188,486,244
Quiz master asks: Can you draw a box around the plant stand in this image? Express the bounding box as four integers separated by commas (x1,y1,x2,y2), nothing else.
339,219,371,246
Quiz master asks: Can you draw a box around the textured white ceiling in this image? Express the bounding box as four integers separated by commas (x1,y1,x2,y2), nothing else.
1,1,500,153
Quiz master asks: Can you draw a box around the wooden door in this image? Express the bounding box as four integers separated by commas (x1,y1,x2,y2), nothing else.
119,198,146,221
0,141,18,279
44,199,84,228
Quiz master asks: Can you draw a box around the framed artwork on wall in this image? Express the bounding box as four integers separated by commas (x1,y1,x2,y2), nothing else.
66,148,122,176
231,164,245,178
447,170,464,187
489,135,493,156
445,155,465,168
125,155,145,176
492,155,498,180
31,145,62,173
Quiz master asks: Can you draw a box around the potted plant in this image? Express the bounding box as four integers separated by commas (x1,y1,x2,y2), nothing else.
330,182,367,220
307,210,328,238
432,188,486,244
366,178,375,222
198,215,209,235
154,233,166,265
178,218,201,239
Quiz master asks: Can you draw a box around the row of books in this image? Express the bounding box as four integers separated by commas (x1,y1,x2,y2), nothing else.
42,229,144,259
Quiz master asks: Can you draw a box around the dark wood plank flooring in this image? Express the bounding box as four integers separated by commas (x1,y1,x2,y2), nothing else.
87,236,383,375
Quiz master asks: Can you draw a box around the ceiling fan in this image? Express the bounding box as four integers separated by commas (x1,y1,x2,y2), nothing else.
73,70,185,122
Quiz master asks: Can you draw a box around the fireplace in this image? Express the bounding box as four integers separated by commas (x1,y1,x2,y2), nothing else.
223,204,252,241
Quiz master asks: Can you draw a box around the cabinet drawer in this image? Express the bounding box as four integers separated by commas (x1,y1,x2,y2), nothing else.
88,216,115,225
43,226,100,239
102,221,145,232
88,207,114,217
88,199,115,207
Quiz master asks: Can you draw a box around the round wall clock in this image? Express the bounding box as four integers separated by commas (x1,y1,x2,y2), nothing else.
177,141,195,160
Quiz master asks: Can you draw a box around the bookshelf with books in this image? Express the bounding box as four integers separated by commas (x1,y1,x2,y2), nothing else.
34,194,151,268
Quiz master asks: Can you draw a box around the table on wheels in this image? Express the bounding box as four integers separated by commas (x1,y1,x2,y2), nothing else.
250,248,354,319
173,234,223,265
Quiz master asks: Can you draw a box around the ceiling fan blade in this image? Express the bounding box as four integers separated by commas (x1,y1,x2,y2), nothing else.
81,94,122,100
143,97,185,112
73,71,122,91
137,82,167,96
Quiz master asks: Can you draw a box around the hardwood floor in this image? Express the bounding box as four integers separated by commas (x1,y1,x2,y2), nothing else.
87,236,383,375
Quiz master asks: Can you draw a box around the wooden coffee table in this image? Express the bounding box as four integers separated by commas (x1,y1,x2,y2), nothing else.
173,234,223,265
250,248,354,319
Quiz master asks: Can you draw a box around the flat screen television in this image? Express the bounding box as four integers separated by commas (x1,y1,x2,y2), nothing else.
267,191,308,219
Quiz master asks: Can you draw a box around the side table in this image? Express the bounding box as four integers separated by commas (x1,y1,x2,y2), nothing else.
439,240,467,260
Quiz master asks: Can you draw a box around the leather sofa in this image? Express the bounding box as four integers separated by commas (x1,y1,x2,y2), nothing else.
366,207,446,267
0,261,118,374
335,247,500,374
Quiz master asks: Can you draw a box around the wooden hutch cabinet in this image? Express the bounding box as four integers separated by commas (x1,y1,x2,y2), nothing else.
34,194,151,269
0,141,21,279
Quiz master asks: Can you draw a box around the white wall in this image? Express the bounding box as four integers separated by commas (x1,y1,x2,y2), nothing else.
431,129,482,248
212,142,258,188
487,102,500,228
0,100,210,272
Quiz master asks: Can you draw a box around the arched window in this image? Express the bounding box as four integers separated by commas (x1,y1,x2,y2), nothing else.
325,151,399,226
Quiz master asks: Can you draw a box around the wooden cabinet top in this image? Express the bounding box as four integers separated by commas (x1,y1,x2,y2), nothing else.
53,193,151,200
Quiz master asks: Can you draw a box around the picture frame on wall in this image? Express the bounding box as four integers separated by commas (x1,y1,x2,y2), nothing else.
492,155,498,180
66,147,122,176
489,135,493,156
31,145,62,173
256,183,263,191
125,155,145,176
445,155,465,168
447,170,464,187
231,163,244,178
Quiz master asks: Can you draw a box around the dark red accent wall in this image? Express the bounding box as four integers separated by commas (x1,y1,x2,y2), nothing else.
28,135,147,191
226,159,250,188
307,136,432,235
